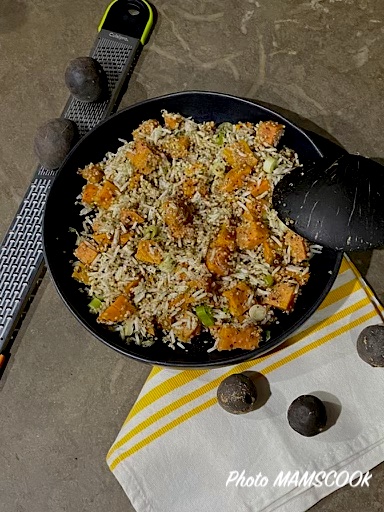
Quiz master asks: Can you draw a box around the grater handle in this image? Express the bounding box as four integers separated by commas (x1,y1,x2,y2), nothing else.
0,0,153,357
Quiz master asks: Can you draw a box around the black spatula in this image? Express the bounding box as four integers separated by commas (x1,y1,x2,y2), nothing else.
272,153,384,252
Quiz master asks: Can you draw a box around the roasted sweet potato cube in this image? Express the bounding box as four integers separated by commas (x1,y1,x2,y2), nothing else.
284,269,310,286
248,178,270,198
213,325,236,350
222,140,258,168
233,325,262,350
80,163,104,183
72,263,89,284
236,219,269,250
163,198,189,224
92,233,112,251
82,183,99,205
223,282,253,317
264,282,296,311
120,208,145,226
284,230,308,263
95,181,119,209
128,174,141,190
132,119,159,140
222,146,235,165
97,295,136,324
221,165,252,193
256,121,284,147
135,240,163,264
169,293,188,310
163,198,191,238
74,242,98,266
182,177,207,198
124,278,140,294
168,292,196,313
214,325,261,351
119,232,133,246
215,223,236,251
158,292,194,330
242,198,268,222
157,315,172,330
173,314,201,342
205,246,232,276
187,276,212,292
163,112,183,130
126,141,160,175
185,162,205,176
161,135,190,159
263,241,276,265
145,323,156,336
182,178,197,198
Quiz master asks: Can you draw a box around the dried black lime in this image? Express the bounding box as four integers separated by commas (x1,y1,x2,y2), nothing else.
65,57,107,102
357,324,384,367
287,395,327,437
217,373,258,414
34,118,77,170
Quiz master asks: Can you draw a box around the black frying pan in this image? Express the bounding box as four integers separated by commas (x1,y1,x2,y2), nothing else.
43,91,343,368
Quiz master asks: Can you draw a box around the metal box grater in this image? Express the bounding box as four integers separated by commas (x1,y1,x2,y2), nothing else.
0,0,153,362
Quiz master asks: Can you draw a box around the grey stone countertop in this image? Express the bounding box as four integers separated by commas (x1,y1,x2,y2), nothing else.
1,0,384,511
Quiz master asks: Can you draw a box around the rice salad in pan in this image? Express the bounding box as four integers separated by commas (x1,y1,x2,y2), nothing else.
72,111,316,352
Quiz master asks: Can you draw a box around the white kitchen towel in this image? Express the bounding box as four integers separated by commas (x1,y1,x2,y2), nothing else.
107,256,384,512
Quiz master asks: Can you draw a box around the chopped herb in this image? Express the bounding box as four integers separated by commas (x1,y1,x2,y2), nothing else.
263,156,278,173
195,305,215,327
159,255,175,273
214,132,225,145
144,225,160,239
264,274,274,287
217,122,233,132
88,297,102,310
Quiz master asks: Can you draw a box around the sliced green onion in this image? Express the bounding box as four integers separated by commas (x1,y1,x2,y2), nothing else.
263,156,278,173
249,304,267,322
210,161,226,177
88,297,102,310
264,274,274,287
159,255,175,273
124,319,134,337
217,122,233,132
265,330,271,342
195,305,215,327
214,132,225,145
144,225,160,239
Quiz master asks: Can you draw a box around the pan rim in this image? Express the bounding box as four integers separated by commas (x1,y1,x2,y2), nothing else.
43,90,342,368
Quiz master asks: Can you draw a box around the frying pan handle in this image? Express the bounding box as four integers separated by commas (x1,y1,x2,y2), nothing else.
0,1,153,366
